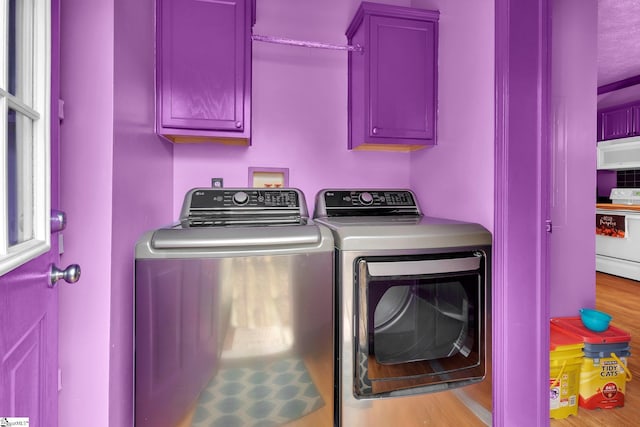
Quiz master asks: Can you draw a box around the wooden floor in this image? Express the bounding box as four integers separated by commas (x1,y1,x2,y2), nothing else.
551,272,640,427
288,343,491,427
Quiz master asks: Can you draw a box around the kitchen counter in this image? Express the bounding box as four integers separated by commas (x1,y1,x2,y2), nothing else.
596,203,640,212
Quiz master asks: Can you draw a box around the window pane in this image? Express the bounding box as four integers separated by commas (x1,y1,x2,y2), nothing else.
8,0,34,107
8,108,34,246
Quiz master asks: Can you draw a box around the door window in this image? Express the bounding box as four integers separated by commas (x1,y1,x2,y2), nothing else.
0,0,51,274
369,278,476,365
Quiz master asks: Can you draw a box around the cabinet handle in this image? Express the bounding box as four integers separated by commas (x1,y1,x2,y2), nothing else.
372,127,378,135
235,121,242,129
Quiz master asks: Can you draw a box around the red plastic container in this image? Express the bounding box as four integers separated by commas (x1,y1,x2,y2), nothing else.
551,317,630,344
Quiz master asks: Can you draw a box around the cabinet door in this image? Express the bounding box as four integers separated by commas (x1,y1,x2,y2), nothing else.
631,105,640,136
599,107,632,140
369,15,436,142
160,0,246,132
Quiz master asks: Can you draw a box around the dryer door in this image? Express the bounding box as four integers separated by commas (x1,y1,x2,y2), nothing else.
353,251,487,398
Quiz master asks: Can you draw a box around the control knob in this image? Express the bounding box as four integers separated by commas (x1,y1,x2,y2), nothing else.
359,192,374,205
233,191,249,205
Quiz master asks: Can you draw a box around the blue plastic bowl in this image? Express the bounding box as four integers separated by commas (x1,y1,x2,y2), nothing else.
579,308,612,332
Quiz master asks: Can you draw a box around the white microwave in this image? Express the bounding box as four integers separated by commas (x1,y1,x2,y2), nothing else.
597,136,640,170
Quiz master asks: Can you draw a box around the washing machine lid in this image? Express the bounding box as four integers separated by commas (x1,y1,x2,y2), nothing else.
150,224,322,250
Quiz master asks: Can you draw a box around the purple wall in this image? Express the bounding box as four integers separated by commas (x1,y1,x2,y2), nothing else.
171,0,413,215
409,0,494,232
170,0,496,222
59,2,114,425
110,0,174,426
59,1,173,426
549,0,597,316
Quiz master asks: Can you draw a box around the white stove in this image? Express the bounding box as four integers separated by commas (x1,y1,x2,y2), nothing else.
596,188,640,281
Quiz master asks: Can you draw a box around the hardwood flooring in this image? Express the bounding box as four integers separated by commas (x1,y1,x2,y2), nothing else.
176,344,490,427
291,344,491,427
551,272,640,427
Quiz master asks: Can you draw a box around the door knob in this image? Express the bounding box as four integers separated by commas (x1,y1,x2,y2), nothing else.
49,264,81,287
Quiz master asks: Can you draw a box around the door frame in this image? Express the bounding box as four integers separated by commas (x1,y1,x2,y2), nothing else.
494,0,551,425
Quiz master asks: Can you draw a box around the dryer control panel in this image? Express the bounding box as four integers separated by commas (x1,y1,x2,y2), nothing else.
314,189,421,217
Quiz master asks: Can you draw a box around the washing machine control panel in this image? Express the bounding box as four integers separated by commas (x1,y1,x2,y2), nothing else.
182,188,309,226
189,189,300,209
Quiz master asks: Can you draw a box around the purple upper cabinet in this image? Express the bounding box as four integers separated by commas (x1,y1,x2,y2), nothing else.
346,3,439,152
632,104,640,136
597,101,640,141
156,0,253,145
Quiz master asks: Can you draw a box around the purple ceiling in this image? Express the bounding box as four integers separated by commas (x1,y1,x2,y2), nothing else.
598,0,640,87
